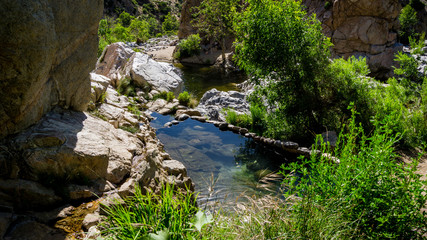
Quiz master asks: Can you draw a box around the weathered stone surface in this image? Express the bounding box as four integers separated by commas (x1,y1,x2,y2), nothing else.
90,73,111,103
0,212,12,240
82,213,101,231
95,42,135,86
12,110,143,186
196,88,249,121
176,109,202,117
129,53,184,95
176,114,190,121
0,0,103,139
4,220,66,240
163,160,188,177
303,0,402,79
0,179,62,210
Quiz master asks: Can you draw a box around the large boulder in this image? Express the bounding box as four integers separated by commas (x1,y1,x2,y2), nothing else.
0,0,103,139
11,110,143,186
302,0,402,79
95,44,184,95
128,53,184,95
196,88,250,121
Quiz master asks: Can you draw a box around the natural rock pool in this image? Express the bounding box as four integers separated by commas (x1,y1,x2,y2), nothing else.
150,113,289,207
174,63,247,100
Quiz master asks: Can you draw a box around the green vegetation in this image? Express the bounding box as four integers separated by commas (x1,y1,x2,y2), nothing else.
119,125,139,134
117,77,137,97
409,32,426,55
101,184,212,239
177,91,198,108
224,109,252,129
192,0,239,62
162,12,179,36
174,34,202,59
153,91,175,102
399,4,418,43
284,109,427,239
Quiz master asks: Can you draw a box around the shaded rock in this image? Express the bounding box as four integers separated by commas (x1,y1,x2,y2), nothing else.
12,110,143,186
95,42,135,86
163,160,187,177
104,87,130,109
321,131,338,148
176,114,190,121
0,212,13,239
147,99,168,112
176,109,202,117
171,120,180,125
4,220,66,240
0,0,103,139
0,179,61,210
196,88,249,121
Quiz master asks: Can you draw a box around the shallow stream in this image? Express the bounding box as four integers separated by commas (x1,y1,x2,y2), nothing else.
149,65,291,207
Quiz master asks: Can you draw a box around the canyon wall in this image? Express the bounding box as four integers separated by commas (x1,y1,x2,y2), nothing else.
0,0,103,139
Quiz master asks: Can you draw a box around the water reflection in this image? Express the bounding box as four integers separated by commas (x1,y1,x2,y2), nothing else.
174,63,247,100
150,113,287,207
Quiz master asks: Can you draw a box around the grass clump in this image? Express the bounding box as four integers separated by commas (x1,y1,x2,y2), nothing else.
117,77,137,97
119,125,139,134
153,91,175,102
174,34,201,59
177,91,198,108
224,109,252,129
101,184,212,240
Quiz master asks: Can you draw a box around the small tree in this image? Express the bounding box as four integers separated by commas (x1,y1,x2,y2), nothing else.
234,0,332,140
399,4,418,43
162,12,179,35
192,0,239,63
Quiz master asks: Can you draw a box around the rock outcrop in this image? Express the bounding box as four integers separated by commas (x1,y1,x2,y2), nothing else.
302,0,402,79
196,88,250,121
0,0,103,139
96,43,184,95
178,0,201,39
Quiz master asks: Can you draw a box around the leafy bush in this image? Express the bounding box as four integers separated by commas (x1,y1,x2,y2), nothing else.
234,0,331,141
174,34,201,59
178,91,191,106
101,184,212,239
399,4,418,43
394,51,422,83
283,110,427,239
167,91,175,102
409,32,426,55
162,12,179,35
118,11,134,27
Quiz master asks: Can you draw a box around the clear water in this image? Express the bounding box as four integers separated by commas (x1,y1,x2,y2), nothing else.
150,113,288,207
174,63,247,100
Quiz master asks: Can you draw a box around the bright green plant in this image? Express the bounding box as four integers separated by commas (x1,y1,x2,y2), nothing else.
118,11,134,27
166,91,175,102
174,34,201,59
409,32,426,55
178,91,191,106
283,109,427,239
129,18,150,42
101,184,212,239
394,51,421,83
399,4,418,43
224,109,252,129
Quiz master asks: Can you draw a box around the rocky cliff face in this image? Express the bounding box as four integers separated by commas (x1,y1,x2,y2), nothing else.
0,0,103,139
178,0,200,39
303,0,402,79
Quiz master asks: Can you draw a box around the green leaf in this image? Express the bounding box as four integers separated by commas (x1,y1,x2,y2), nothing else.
145,230,170,240
190,210,213,232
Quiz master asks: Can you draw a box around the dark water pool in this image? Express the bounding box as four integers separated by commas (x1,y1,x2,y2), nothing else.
174,63,247,100
150,113,288,207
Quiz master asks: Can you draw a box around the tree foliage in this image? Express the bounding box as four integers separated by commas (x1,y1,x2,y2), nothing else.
192,0,239,61
234,0,332,140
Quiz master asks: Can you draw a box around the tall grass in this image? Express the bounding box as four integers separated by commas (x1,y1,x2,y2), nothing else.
100,184,211,240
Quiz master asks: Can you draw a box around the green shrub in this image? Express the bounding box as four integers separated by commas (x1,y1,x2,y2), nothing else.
117,77,136,97
409,32,426,55
174,34,201,59
118,11,134,27
225,109,252,129
283,109,427,239
162,12,179,35
129,18,150,42
394,51,421,83
166,91,175,102
153,91,168,101
119,125,139,134
399,4,418,43
178,91,191,106
101,184,211,239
